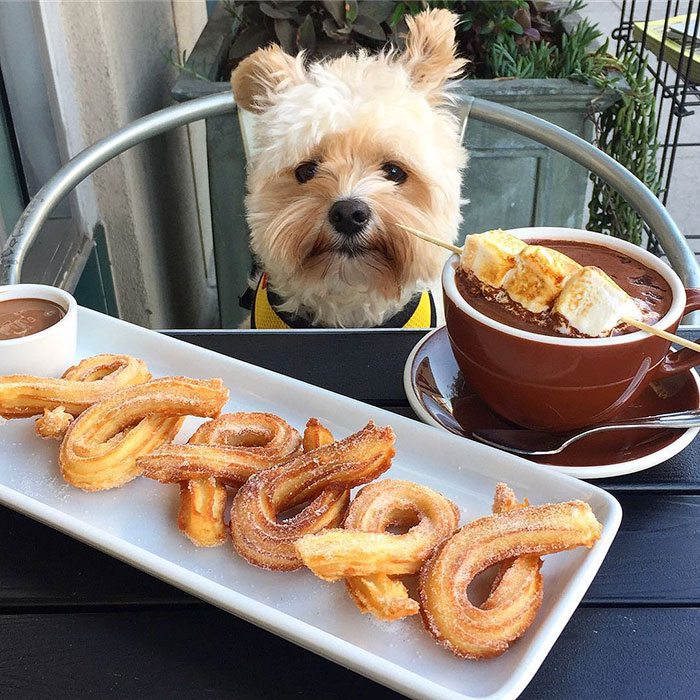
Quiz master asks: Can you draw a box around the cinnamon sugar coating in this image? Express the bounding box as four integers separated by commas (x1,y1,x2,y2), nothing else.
297,478,460,621
302,417,335,452
419,497,602,659
0,354,151,419
142,412,302,547
230,421,395,571
59,376,228,492
139,412,302,486
35,406,74,440
179,477,229,547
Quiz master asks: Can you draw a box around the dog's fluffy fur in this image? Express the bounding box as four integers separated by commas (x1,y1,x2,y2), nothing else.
232,9,467,328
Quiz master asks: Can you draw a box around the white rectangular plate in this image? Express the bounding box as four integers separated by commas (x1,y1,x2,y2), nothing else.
0,308,621,700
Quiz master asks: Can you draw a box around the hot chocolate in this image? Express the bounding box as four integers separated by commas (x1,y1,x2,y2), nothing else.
443,228,700,431
0,298,66,340
456,239,672,338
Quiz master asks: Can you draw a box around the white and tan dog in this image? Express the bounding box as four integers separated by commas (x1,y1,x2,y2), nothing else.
232,9,467,329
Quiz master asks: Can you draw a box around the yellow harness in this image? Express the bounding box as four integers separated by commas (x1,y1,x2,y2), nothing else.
251,273,436,329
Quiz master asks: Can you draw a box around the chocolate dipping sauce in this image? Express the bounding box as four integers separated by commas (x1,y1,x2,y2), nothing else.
455,239,673,338
0,298,66,340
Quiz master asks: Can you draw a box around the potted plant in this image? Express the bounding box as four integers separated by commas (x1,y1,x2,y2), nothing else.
172,0,623,326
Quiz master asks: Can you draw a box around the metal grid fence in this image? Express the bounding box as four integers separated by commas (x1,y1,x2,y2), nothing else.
613,1,699,256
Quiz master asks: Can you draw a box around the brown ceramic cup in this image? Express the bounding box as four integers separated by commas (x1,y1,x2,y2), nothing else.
443,227,700,432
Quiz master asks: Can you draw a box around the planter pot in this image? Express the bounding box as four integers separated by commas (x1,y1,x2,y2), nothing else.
171,5,249,327
172,3,621,326
454,76,620,241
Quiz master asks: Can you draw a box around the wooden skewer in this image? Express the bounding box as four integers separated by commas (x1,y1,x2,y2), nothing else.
397,222,699,354
620,317,700,353
395,224,462,255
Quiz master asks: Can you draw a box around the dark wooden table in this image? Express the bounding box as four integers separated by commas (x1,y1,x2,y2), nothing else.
2,329,699,699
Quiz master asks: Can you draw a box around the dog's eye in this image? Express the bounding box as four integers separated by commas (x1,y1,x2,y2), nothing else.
381,162,407,184
295,161,318,184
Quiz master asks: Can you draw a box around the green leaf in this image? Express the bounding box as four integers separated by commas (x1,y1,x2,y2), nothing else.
321,0,345,26
352,14,386,41
407,1,422,15
239,2,266,26
357,0,394,23
274,18,296,53
480,20,496,35
297,14,316,52
259,2,297,20
346,0,358,23
457,12,474,32
388,3,406,27
501,18,524,35
229,26,273,59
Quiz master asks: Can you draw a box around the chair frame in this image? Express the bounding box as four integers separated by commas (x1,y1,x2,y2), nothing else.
2,92,698,290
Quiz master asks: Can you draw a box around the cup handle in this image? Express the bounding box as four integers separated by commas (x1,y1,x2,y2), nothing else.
651,288,700,379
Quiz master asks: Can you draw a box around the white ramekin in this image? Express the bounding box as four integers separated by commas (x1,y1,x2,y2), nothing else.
0,284,78,377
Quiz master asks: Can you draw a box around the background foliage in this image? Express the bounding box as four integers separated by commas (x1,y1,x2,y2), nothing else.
587,50,660,245
224,0,607,83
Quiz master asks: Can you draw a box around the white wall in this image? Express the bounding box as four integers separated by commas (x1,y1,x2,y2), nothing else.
41,0,216,328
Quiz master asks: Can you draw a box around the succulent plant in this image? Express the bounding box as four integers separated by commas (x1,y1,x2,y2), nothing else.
226,1,407,70
425,0,590,77
225,1,591,80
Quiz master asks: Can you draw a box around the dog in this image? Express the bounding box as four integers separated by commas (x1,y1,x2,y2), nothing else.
231,9,467,329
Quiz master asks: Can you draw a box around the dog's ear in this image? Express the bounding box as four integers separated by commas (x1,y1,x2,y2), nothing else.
402,9,466,98
231,45,305,113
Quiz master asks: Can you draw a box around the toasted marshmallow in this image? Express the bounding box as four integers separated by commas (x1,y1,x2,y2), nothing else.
502,245,581,313
553,266,642,337
461,229,527,288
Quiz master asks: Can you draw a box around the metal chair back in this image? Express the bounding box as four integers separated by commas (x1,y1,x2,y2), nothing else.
2,93,698,307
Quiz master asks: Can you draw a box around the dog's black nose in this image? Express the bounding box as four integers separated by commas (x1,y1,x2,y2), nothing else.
328,198,370,236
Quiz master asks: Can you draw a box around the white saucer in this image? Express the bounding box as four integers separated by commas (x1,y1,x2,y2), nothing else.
404,327,700,480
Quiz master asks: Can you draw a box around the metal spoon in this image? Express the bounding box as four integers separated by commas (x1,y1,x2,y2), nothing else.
471,409,700,456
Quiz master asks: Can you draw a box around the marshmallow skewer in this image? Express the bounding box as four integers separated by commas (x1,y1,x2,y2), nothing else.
620,317,700,353
397,223,700,353
396,224,462,254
